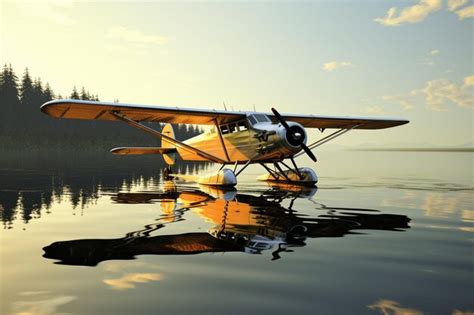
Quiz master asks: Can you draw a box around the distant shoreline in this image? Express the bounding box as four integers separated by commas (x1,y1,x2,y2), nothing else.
354,148,474,152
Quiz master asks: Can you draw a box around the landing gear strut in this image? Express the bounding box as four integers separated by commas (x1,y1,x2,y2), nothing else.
163,165,174,180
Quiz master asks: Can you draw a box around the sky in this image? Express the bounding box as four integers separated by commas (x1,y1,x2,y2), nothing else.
1,0,473,147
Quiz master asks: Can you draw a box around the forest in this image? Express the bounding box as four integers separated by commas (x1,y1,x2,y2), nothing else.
0,64,203,153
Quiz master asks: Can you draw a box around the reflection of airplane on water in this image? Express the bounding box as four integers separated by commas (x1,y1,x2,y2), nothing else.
43,186,411,266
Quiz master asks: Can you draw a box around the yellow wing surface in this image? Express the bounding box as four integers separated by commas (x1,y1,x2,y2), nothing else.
41,99,409,129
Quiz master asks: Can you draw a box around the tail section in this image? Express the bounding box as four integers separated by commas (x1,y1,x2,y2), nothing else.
161,123,179,165
110,124,180,165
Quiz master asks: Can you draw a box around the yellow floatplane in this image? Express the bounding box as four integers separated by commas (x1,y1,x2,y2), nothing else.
41,99,408,186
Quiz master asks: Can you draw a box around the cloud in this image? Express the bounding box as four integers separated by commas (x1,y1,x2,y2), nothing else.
13,0,76,25
422,76,474,110
448,0,469,11
362,105,387,115
382,91,417,110
107,26,169,45
322,61,354,72
422,49,440,66
463,75,474,87
374,0,442,26
383,75,473,111
104,44,147,56
454,5,474,19
103,272,163,290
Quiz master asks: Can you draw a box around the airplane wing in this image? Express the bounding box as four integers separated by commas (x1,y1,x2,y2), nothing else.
41,99,408,129
267,113,409,130
41,99,246,125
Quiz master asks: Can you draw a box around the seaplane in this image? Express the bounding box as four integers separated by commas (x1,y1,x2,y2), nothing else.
40,99,409,186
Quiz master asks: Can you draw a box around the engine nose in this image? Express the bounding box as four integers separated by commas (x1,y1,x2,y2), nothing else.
283,123,307,148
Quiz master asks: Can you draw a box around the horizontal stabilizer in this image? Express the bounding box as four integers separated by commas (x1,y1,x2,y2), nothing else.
111,147,177,155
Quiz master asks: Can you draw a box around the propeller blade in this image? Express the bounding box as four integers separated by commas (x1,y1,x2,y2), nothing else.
301,143,317,162
271,107,292,131
272,107,316,162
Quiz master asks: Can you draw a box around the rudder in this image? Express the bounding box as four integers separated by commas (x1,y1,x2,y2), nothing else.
161,124,179,165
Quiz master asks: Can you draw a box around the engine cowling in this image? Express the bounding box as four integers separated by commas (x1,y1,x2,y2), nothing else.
254,121,307,159
283,123,307,148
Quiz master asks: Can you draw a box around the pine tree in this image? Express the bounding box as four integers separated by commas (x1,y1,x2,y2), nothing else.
0,64,20,103
80,86,88,100
0,64,20,134
19,68,35,108
32,78,44,102
71,86,79,99
43,83,54,101
188,124,196,136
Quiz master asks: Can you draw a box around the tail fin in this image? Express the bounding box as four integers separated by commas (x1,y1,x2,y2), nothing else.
161,123,179,165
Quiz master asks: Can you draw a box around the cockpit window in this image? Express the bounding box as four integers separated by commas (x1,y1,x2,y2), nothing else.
228,124,236,133
220,125,229,134
254,114,270,123
237,121,247,131
248,115,257,125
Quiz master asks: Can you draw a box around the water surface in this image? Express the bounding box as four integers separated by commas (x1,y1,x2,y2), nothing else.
1,151,473,315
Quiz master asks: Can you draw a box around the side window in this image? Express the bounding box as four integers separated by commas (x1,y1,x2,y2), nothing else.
248,116,257,125
255,114,269,123
237,121,247,131
220,125,229,134
228,124,236,133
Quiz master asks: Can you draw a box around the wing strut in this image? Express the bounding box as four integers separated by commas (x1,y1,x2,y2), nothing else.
294,124,360,159
111,111,227,164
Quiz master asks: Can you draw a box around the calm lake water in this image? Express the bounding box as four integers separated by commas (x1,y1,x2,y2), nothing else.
1,150,473,315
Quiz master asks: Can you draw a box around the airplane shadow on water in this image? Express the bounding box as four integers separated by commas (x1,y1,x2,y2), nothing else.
42,183,411,266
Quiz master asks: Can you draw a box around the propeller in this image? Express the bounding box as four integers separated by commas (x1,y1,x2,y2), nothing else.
271,107,317,162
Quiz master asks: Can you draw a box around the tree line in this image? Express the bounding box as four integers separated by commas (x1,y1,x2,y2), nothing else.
1,154,210,229
0,64,203,152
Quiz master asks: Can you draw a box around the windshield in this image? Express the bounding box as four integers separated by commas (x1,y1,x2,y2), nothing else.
248,114,270,125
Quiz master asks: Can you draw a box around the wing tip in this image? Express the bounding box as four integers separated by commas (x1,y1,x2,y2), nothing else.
40,99,72,117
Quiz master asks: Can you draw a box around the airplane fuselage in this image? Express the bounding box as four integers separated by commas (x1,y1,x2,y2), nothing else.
179,113,307,163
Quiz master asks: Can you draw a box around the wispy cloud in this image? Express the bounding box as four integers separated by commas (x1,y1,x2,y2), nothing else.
107,26,169,45
13,0,77,25
448,0,469,11
447,0,474,19
374,0,442,26
380,75,473,111
422,75,474,110
103,272,163,290
104,44,148,56
322,61,354,72
454,5,474,19
361,105,387,115
382,92,417,110
422,49,441,66
463,75,474,87
375,0,473,25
